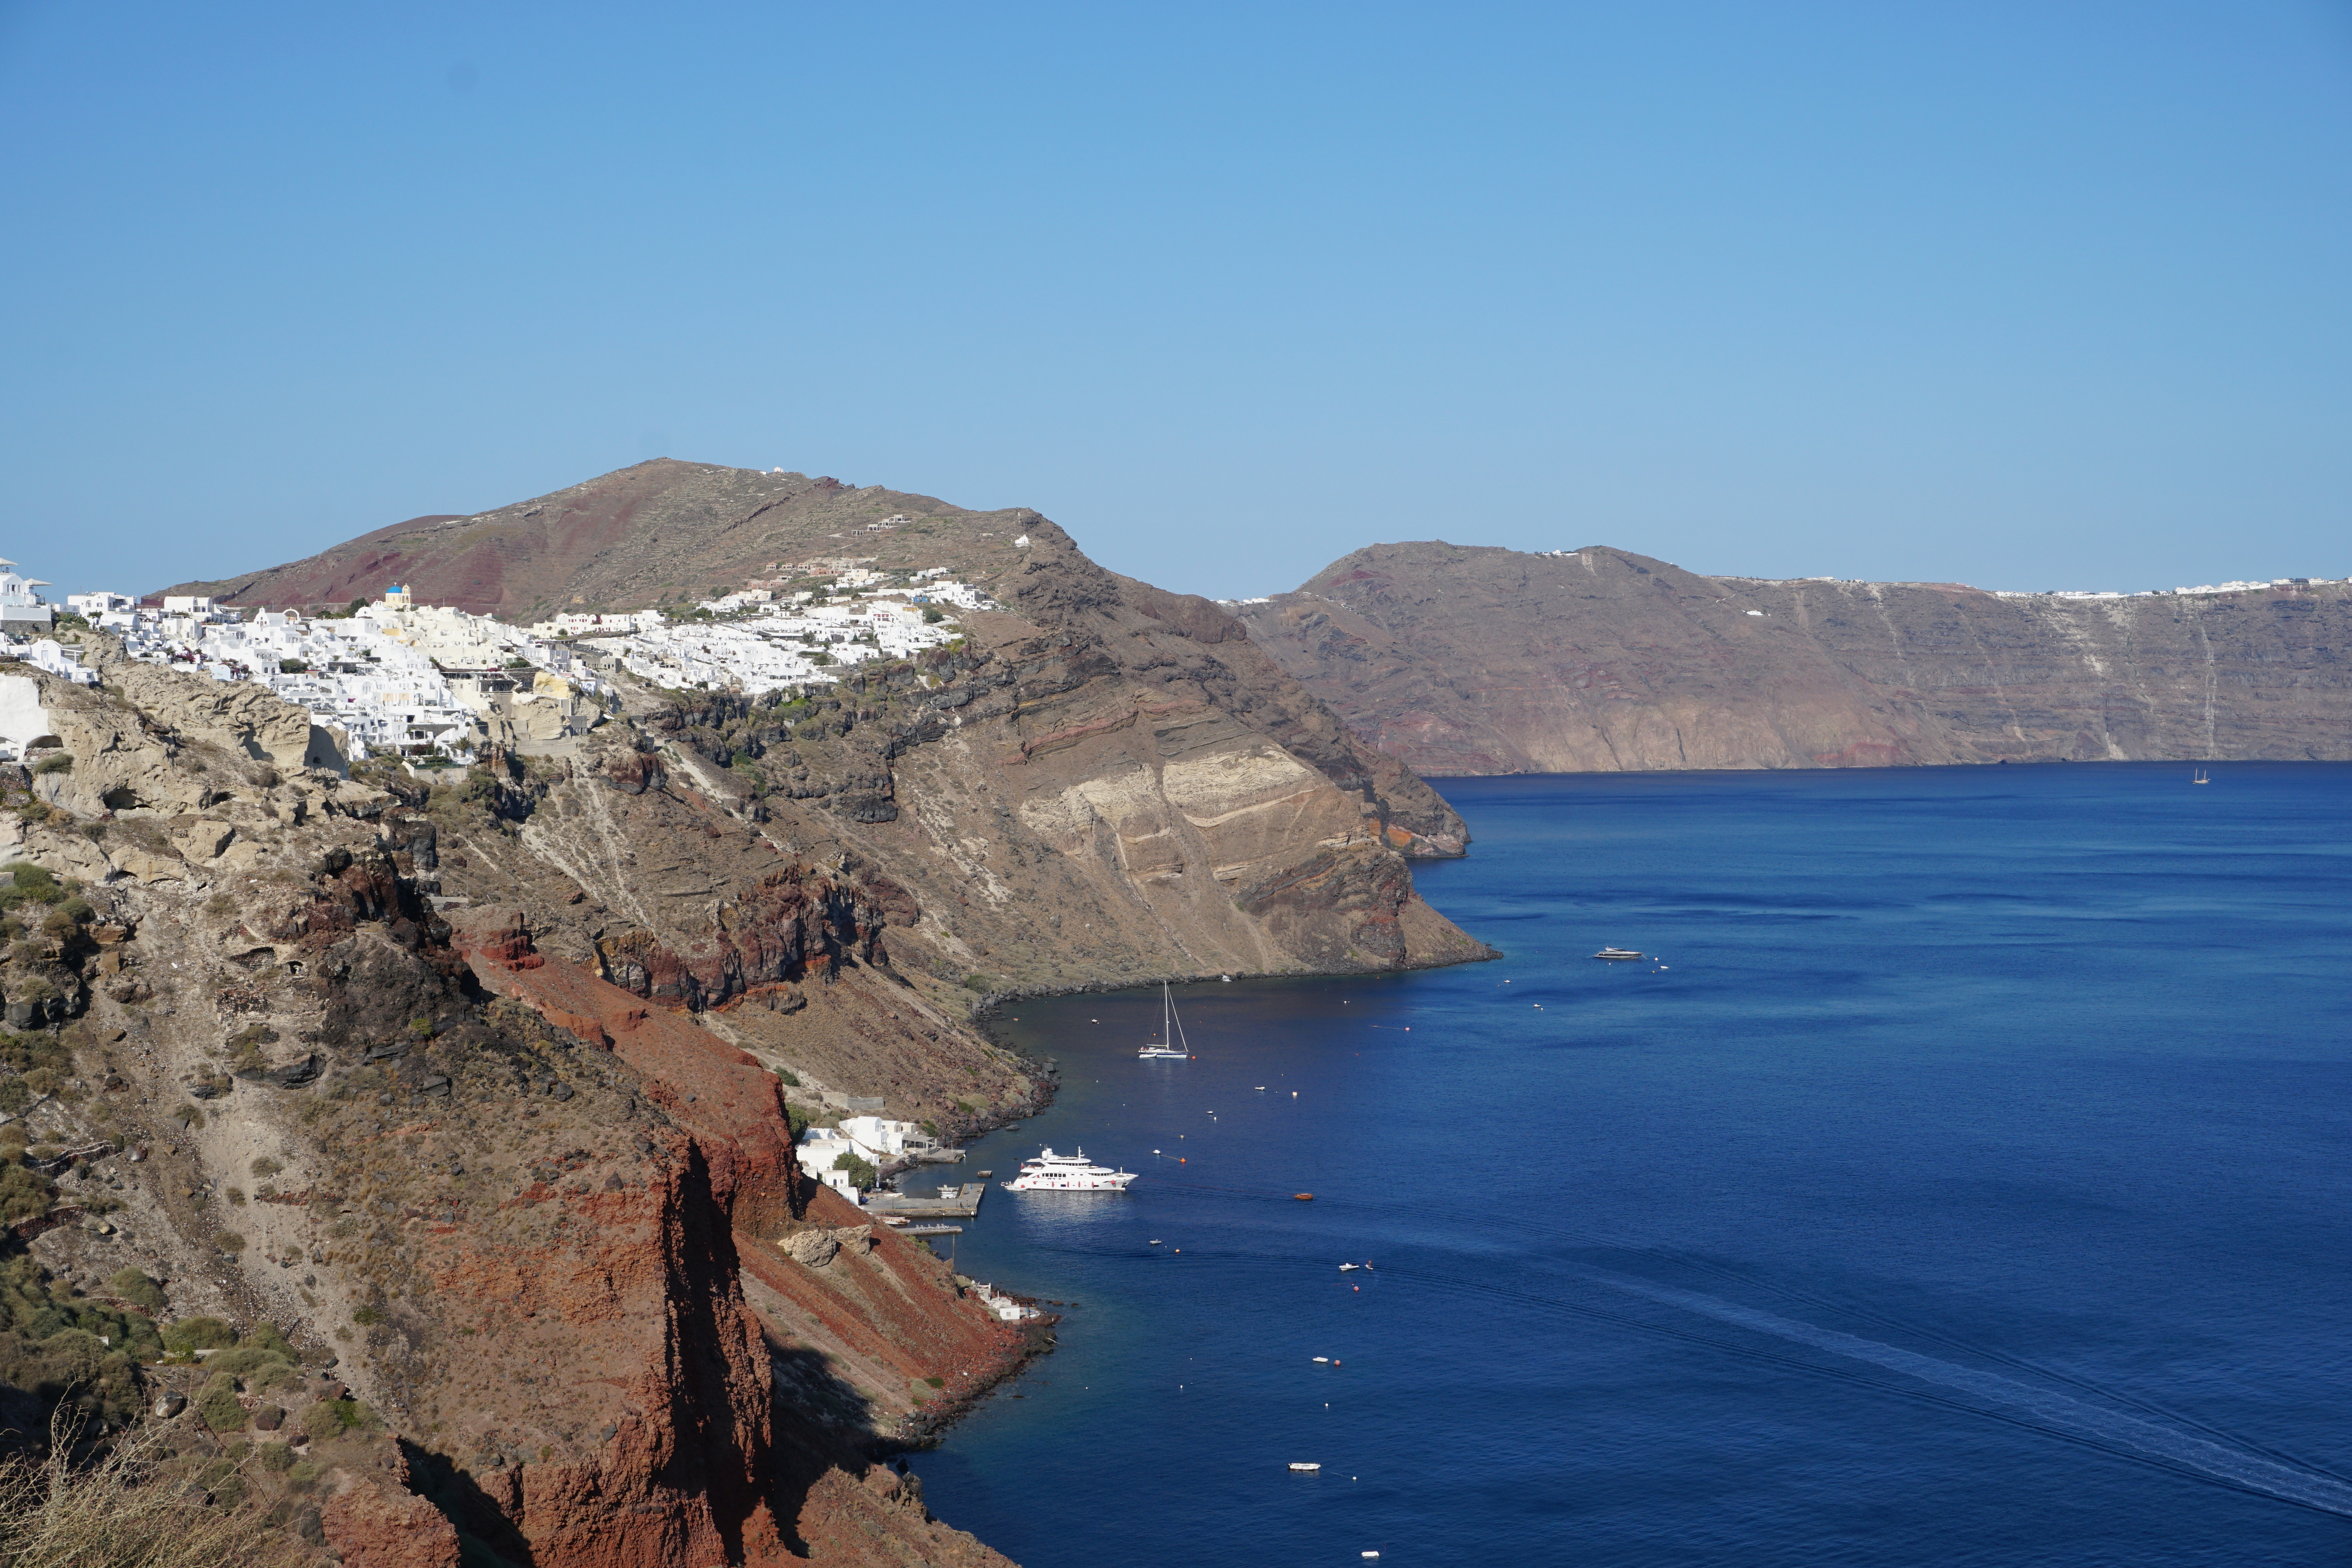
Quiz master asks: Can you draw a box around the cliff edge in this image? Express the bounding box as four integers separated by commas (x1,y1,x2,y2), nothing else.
1232,542,2352,773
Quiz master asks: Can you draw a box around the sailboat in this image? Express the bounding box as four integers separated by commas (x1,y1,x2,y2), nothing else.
2193,767,2210,785
1138,982,1192,1061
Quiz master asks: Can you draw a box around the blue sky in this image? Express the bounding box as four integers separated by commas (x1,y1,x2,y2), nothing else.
4,2,2347,600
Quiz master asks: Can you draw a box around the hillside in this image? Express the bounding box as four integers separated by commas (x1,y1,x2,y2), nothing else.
163,459,1059,622
0,470,1490,1563
1229,543,2352,774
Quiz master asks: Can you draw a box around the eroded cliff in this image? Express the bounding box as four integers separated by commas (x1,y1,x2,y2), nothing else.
2,472,1494,1565
1234,542,2352,773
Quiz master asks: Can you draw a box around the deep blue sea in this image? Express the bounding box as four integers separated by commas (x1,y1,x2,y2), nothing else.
906,763,2352,1566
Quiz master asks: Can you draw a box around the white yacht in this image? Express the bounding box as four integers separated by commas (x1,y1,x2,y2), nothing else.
1001,1147,1138,1192
1138,981,1193,1060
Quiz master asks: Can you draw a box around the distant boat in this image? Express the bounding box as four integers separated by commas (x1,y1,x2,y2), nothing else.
2193,767,2210,785
1593,947,1644,961
1289,1462,1321,1472
1338,1263,1359,1272
1294,1192,1315,1201
1138,981,1192,1059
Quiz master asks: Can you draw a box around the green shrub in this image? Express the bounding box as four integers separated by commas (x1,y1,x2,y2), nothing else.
963,974,993,993
242,1320,295,1358
830,1151,877,1191
29,755,71,776
108,1268,165,1312
258,1441,296,1473
211,1230,246,1254
301,1398,373,1440
0,865,59,904
351,1304,385,1327
162,1316,238,1355
0,1162,55,1223
195,1371,245,1431
774,1067,801,1088
208,1345,289,1379
250,1156,283,1179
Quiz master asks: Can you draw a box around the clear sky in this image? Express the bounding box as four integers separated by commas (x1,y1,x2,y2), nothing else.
4,2,2348,601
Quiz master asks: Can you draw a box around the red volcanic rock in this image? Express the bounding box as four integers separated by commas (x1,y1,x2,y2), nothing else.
606,749,664,795
468,909,543,971
436,915,1023,1565
323,1459,463,1568
594,867,889,1012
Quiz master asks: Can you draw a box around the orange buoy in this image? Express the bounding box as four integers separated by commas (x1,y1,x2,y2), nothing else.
1294,1193,1315,1202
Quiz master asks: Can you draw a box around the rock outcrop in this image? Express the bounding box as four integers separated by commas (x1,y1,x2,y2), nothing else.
1234,542,2352,773
1,468,1509,1564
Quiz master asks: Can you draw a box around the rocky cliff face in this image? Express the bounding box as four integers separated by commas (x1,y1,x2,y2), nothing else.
1232,543,2352,773
0,658,1028,1566
2,472,1493,1564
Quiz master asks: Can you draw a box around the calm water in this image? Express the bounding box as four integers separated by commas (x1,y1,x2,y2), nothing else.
907,763,2352,1566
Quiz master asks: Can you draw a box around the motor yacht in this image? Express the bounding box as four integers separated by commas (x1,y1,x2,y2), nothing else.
1001,1147,1138,1192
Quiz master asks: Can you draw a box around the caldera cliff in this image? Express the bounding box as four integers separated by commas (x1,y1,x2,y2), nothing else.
1232,542,2352,774
0,464,1489,1564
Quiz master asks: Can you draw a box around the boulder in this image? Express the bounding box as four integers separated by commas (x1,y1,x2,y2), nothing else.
265,1054,322,1088
782,1230,839,1268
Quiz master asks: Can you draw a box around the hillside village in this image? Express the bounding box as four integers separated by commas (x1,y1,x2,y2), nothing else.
0,557,993,765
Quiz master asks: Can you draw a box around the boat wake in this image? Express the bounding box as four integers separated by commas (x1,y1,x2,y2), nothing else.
1581,1269,2352,1516
1142,1182,2352,1513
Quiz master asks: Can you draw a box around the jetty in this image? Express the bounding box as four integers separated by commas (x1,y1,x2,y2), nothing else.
864,1182,988,1219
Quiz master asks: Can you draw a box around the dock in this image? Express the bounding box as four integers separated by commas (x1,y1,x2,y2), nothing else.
864,1182,989,1219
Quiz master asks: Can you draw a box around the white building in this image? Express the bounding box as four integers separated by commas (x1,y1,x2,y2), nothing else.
19,638,95,687
0,562,55,633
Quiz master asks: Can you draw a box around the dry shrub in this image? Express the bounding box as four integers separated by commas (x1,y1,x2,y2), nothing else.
0,1410,306,1567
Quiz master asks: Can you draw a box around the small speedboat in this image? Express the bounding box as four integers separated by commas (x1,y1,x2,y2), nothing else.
1593,947,1644,961
1289,1462,1321,1473
1338,1263,1359,1272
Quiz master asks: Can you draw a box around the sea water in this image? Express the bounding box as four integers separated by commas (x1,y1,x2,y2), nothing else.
906,763,2352,1566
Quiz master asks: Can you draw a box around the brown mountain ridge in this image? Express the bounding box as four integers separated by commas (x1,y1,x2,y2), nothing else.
1230,541,2352,774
